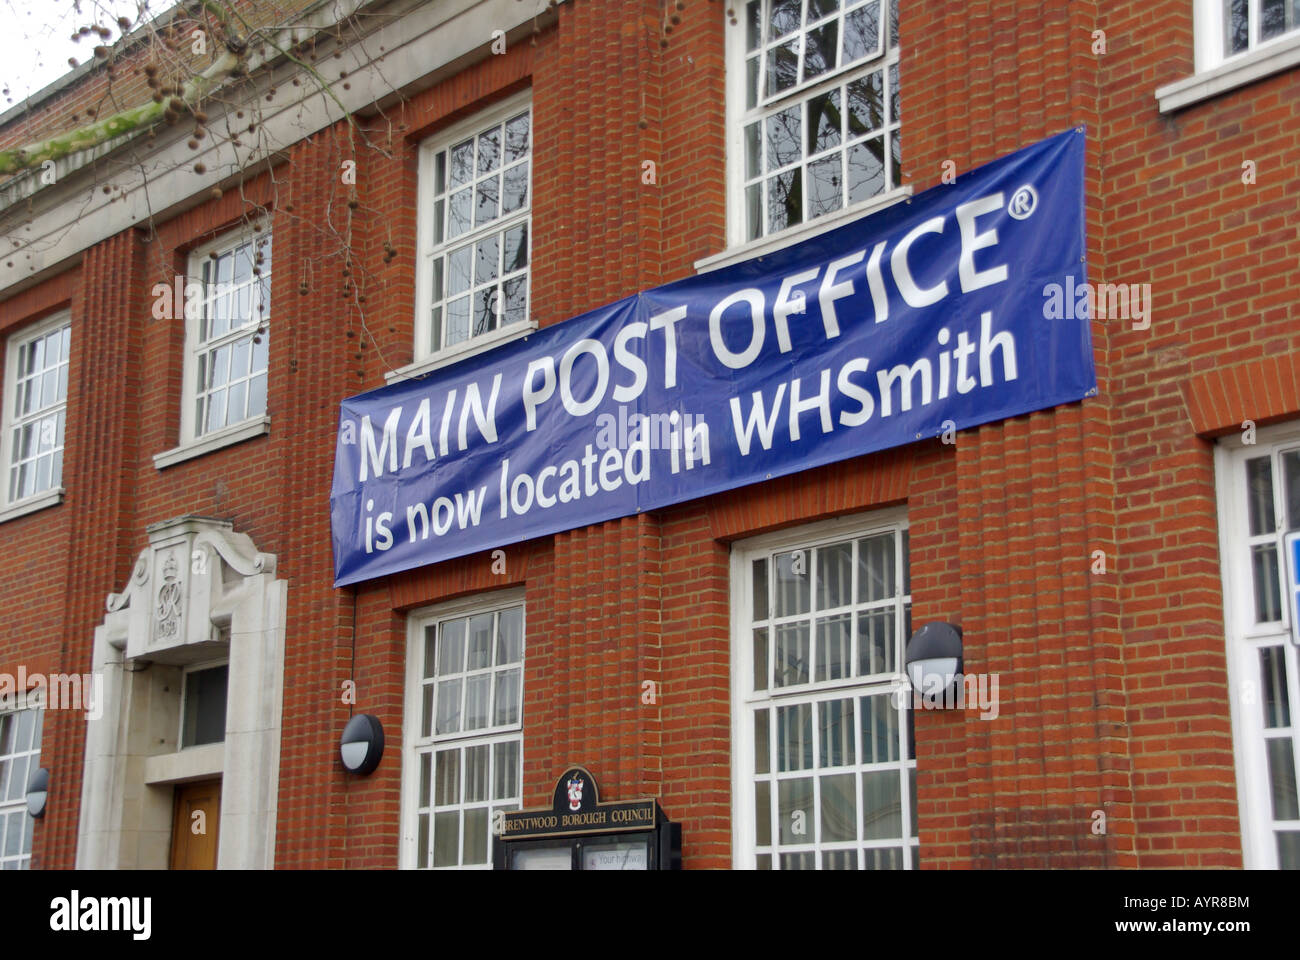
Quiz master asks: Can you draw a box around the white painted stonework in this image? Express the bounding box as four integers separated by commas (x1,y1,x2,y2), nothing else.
76,516,286,869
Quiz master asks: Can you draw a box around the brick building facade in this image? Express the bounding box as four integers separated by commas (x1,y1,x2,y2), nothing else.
0,0,1296,870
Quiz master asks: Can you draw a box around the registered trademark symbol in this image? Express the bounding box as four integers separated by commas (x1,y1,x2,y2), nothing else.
1008,185,1038,219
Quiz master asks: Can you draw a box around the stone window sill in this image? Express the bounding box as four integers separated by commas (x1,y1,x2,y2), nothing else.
1156,33,1300,112
0,487,63,523
154,416,270,470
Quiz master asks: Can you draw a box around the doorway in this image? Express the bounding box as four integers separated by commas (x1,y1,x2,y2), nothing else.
170,779,222,869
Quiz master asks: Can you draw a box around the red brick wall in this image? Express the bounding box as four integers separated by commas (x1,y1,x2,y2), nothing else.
1097,2,1300,866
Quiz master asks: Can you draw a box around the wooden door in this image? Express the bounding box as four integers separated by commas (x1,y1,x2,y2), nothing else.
170,779,221,870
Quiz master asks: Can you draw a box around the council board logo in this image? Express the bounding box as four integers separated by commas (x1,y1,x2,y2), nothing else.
566,774,585,811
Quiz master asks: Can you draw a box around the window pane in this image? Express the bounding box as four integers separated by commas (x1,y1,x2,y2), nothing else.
464,674,490,730
463,807,488,864
436,679,462,734
777,777,813,843
1247,458,1277,535
766,106,801,169
857,533,895,602
755,780,771,845
774,549,811,616
503,224,529,274
494,740,520,799
448,188,472,238
464,744,489,802
432,811,459,867
888,61,899,124
846,71,884,140
1261,0,1290,40
477,127,501,175
816,613,851,681
1252,543,1282,622
504,113,530,163
501,277,527,327
807,90,842,156
497,607,523,664
752,556,769,620
820,773,856,841
861,769,902,839
777,702,813,771
420,685,433,738
434,748,460,805
858,608,895,675
746,0,762,50
418,751,431,807
1261,645,1292,728
774,622,810,687
438,619,465,674
860,693,899,763
803,22,838,81
5,756,26,803
808,155,842,218
493,668,521,726
745,122,761,180
1283,450,1300,530
502,162,529,214
819,697,855,767
753,626,769,692
181,665,228,748
467,613,493,670
475,235,499,287
1277,830,1300,869
449,140,474,186
816,540,853,609
768,170,802,232
1265,737,1298,821
247,373,267,420
769,0,800,40
863,846,902,869
446,298,471,346
843,0,881,63
475,175,500,227
754,708,770,775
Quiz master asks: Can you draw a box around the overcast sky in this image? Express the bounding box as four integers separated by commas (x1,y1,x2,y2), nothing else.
0,0,174,107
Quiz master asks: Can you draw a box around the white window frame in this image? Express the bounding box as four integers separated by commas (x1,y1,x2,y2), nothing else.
155,229,271,469
0,311,70,522
399,90,536,381
0,692,43,870
1216,420,1300,869
1156,0,1300,112
177,656,230,750
400,587,526,870
730,508,918,869
716,0,910,269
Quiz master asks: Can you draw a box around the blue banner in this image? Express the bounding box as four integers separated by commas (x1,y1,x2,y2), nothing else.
331,128,1093,586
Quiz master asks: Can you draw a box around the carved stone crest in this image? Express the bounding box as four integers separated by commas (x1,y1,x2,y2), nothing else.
155,552,183,642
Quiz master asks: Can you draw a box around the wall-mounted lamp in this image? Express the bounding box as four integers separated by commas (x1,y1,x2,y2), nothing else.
905,622,964,699
339,714,384,775
26,766,49,818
